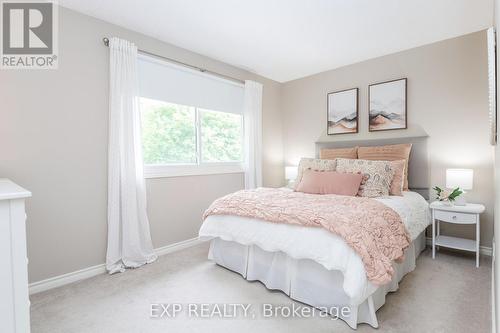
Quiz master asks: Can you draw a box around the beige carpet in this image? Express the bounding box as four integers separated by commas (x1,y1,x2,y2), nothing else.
30,242,491,333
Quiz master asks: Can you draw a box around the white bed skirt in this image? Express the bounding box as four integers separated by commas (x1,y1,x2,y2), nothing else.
208,231,426,329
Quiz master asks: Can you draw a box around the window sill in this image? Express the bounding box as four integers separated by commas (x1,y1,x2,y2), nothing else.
144,164,244,179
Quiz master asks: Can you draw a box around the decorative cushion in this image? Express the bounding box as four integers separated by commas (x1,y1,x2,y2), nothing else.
294,158,337,190
319,147,358,160
389,160,406,196
336,158,395,197
295,170,363,196
357,144,412,190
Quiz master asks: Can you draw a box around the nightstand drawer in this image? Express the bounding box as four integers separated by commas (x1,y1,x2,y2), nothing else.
434,210,476,224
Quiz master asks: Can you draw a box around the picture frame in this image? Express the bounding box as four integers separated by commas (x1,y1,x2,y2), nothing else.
368,78,407,132
327,88,359,135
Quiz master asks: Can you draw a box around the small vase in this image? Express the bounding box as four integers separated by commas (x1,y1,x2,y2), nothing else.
441,200,453,206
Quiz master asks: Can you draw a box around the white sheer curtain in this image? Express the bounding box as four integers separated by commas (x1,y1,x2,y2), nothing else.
243,80,263,189
106,37,157,274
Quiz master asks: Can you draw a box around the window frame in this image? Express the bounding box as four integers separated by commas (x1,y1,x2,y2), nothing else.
141,101,245,179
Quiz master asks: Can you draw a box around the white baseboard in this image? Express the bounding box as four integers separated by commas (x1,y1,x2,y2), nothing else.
425,237,492,256
29,237,206,295
28,263,106,295
154,237,206,257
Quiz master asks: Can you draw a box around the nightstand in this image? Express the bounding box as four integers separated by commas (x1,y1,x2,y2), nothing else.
430,201,485,267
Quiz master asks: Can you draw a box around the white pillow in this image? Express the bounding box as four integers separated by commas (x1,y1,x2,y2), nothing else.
294,158,337,190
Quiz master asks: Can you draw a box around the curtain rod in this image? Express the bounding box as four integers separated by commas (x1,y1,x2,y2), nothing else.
102,37,245,85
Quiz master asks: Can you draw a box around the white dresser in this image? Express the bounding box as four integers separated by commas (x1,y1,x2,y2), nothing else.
0,179,31,333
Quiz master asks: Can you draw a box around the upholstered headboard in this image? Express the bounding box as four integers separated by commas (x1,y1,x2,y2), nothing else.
315,135,430,200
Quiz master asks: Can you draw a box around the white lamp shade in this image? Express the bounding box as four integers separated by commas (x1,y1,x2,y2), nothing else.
446,169,473,190
285,166,298,180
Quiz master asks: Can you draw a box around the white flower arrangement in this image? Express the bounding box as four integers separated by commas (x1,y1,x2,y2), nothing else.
433,186,463,203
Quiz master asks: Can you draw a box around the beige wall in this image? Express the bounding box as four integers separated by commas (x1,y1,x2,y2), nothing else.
0,7,282,283
147,174,244,246
281,31,494,247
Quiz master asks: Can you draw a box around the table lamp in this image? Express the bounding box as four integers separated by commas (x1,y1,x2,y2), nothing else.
446,168,473,206
285,166,298,188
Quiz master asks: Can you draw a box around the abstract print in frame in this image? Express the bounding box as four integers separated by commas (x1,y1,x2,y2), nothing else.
369,78,407,131
327,88,358,135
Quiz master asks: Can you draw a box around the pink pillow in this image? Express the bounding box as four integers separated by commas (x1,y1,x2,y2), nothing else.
358,144,412,190
295,170,363,196
389,160,406,196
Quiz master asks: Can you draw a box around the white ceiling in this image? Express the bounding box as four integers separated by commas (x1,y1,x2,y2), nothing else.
60,0,493,82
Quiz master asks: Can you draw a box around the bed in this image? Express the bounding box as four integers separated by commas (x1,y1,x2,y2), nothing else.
199,136,430,329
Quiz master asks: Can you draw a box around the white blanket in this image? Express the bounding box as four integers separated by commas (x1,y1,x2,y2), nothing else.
199,190,430,301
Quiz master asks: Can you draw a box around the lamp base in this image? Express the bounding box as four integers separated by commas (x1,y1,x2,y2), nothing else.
453,195,467,206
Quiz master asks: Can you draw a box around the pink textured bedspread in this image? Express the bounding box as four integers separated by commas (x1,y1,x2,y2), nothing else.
203,188,411,285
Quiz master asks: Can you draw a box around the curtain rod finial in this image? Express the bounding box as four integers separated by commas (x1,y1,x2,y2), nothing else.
103,37,109,46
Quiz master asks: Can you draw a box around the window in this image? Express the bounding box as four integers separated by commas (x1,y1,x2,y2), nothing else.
138,54,245,178
199,108,243,163
140,98,244,177
141,98,196,165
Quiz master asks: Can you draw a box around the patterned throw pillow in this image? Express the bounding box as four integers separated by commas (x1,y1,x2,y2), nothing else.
336,158,395,197
294,158,337,190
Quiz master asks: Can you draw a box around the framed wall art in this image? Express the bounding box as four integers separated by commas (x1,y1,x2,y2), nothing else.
327,88,358,135
368,78,407,131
